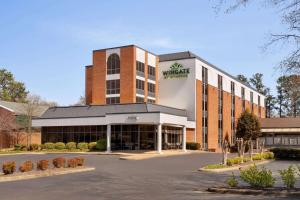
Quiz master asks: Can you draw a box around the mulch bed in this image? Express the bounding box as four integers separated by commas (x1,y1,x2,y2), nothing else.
207,187,300,196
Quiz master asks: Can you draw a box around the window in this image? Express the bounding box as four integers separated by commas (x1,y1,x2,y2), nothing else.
147,99,155,103
148,65,155,80
148,82,155,97
136,97,144,103
241,87,245,112
218,75,223,146
107,54,120,74
106,80,120,94
136,61,145,72
231,81,236,143
136,79,145,90
202,66,208,149
106,97,120,104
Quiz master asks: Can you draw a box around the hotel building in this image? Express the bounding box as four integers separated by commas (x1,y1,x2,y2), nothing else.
33,45,266,152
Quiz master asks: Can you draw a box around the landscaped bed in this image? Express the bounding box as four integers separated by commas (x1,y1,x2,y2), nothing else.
200,152,274,172
0,156,94,182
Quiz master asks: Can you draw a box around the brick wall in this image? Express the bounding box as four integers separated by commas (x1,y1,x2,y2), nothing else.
207,85,218,151
222,91,231,143
85,66,93,105
92,50,106,104
196,79,203,144
186,128,195,142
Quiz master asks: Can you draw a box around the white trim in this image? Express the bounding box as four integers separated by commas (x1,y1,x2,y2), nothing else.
106,74,120,80
106,94,120,98
106,48,120,61
147,79,156,84
148,53,156,67
136,94,145,98
147,96,156,100
262,128,300,133
136,76,145,81
0,105,15,113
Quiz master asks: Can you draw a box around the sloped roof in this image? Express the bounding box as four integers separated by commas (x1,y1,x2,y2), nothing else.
0,100,49,117
260,118,300,129
38,103,187,119
159,51,262,95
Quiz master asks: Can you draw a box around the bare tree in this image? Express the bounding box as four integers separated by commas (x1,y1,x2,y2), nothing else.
214,0,300,74
222,134,230,165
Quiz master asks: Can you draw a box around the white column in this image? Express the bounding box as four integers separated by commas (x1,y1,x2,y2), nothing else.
182,126,187,152
157,124,162,154
106,124,111,153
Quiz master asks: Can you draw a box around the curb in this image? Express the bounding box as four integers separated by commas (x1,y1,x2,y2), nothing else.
0,167,95,183
198,160,273,173
207,187,300,196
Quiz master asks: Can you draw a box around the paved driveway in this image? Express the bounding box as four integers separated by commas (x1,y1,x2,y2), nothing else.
0,153,298,200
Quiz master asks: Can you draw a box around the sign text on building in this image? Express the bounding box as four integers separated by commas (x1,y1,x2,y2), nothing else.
162,62,190,79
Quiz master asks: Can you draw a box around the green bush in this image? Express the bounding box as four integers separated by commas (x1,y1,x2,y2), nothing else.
226,172,238,187
227,158,234,166
262,152,274,160
88,142,97,150
2,161,16,175
30,144,39,151
44,142,55,150
243,157,251,163
54,142,66,150
233,157,243,164
186,142,201,150
96,139,107,151
14,144,26,151
270,148,300,160
66,142,77,150
252,154,262,161
240,164,275,188
204,164,226,169
77,142,88,150
279,165,296,189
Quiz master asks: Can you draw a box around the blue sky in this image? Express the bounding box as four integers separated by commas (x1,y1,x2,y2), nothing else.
0,0,288,105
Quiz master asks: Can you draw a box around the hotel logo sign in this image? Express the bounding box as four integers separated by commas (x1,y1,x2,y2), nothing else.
162,62,190,79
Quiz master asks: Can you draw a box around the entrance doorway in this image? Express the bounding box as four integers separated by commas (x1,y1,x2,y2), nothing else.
162,126,183,150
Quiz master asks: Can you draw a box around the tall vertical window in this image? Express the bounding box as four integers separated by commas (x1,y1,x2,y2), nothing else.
250,91,254,113
106,80,120,94
218,75,223,147
202,66,208,149
148,65,156,80
258,95,261,117
136,79,145,95
147,82,155,97
241,87,245,112
231,81,236,143
107,54,120,74
136,61,145,77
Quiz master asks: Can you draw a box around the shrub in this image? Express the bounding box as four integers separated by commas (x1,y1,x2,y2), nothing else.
227,158,234,166
74,157,85,166
30,144,39,151
88,142,97,150
270,148,300,160
233,157,243,164
37,160,49,170
243,157,251,163
66,142,77,150
96,139,107,151
226,173,238,187
240,164,275,188
279,165,296,189
2,161,16,175
44,142,55,150
186,142,201,150
67,158,77,168
53,157,66,168
77,142,88,150
19,161,34,172
14,144,26,151
252,154,262,161
262,152,274,160
204,164,226,169
54,142,66,150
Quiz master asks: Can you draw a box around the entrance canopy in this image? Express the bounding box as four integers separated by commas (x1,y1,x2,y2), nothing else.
32,103,193,128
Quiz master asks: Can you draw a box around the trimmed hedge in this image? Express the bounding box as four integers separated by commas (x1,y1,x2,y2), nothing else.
19,161,34,172
186,142,201,150
270,148,300,160
44,142,55,150
30,144,39,151
88,142,97,150
2,161,16,175
54,142,66,150
66,142,77,150
96,139,107,151
14,144,26,151
53,157,66,168
77,142,88,150
37,160,49,170
67,158,77,168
